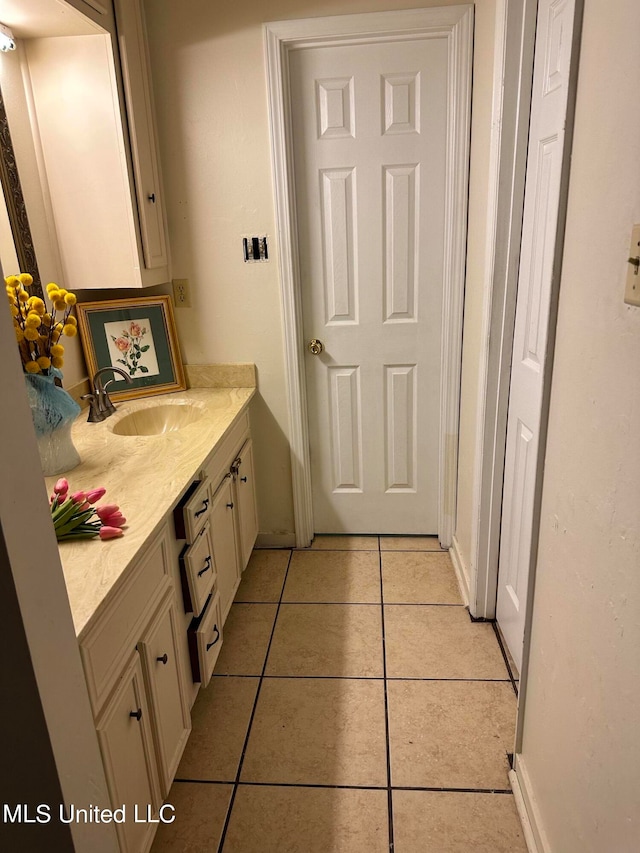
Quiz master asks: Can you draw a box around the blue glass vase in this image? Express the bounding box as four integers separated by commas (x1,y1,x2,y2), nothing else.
24,369,81,476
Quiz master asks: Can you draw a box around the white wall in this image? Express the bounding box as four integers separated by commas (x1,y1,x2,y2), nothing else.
517,1,640,850
144,0,497,540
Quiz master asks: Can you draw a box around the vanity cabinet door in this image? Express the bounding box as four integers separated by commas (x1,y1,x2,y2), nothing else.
210,474,241,621
235,439,259,570
96,653,160,853
139,593,191,797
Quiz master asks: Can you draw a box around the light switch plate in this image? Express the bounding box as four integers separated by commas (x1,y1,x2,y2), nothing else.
624,224,640,307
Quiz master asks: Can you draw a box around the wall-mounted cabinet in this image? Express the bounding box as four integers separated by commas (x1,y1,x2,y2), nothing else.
9,0,169,290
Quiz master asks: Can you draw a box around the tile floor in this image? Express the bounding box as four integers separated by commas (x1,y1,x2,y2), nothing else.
152,536,526,853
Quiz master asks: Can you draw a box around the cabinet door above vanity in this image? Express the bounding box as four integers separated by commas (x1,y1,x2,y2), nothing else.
6,0,169,290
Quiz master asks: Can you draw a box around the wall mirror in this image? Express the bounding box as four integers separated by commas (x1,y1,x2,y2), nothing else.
0,82,43,298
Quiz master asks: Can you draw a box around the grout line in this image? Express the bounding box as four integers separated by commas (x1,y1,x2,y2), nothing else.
491,622,519,697
211,674,512,683
174,777,514,795
235,600,465,607
216,550,293,853
378,538,395,853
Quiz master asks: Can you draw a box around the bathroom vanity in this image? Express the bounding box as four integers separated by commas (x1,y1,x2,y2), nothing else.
48,378,258,853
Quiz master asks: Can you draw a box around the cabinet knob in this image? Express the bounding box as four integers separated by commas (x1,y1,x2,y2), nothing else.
129,708,143,721
206,626,220,651
198,556,212,577
148,192,156,203
156,653,168,665
241,476,248,483
226,502,234,509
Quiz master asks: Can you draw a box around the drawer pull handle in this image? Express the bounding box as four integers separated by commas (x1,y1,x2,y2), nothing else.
156,653,168,665
206,626,220,651
198,556,213,577
241,476,248,483
129,708,142,721
226,502,234,509
194,498,209,518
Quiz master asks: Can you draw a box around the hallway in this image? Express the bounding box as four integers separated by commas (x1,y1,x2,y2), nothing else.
151,536,526,851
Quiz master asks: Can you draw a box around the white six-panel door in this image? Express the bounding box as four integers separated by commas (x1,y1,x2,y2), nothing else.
497,0,577,671
289,37,448,534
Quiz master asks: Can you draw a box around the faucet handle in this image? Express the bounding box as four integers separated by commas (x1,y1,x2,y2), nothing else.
81,392,106,423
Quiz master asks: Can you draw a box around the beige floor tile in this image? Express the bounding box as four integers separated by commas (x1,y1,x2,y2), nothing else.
214,604,278,676
380,535,442,551
265,604,383,677
388,681,516,789
384,606,509,679
224,785,389,853
283,551,381,603
382,551,463,604
151,782,232,853
309,534,379,550
392,791,528,853
235,550,290,602
241,678,387,786
177,677,258,781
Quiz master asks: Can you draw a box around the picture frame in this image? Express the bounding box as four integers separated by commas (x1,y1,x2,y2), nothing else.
76,295,186,402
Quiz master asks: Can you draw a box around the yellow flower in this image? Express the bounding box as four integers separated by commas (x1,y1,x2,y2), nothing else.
5,284,15,295
54,300,67,312
14,326,24,343
51,344,65,357
9,304,18,317
42,313,53,327
24,360,41,374
66,315,77,327
25,313,41,328
24,327,40,341
18,273,33,286
62,324,77,337
30,297,46,315
52,356,64,369
5,276,18,287
18,290,29,302
52,330,61,342
47,290,61,303
46,282,58,294
64,293,76,306
37,356,51,370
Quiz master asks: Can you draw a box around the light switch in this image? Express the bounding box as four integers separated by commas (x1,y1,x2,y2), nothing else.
624,224,640,307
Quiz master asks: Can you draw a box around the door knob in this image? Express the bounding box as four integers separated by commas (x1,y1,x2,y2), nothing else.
308,339,324,355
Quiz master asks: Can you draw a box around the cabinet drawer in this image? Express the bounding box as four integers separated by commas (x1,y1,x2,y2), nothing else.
179,521,216,617
188,592,223,688
81,527,171,714
173,478,211,542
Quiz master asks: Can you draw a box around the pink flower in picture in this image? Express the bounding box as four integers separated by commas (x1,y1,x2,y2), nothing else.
130,321,143,337
114,337,130,352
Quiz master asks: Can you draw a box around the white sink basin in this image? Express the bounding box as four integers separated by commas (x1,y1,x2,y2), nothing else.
110,404,203,436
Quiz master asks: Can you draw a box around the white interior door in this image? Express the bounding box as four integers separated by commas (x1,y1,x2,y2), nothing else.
497,0,577,672
289,37,448,534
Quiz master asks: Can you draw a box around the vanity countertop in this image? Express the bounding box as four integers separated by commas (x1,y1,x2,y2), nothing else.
45,385,256,639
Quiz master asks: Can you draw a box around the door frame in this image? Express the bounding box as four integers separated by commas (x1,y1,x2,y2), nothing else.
264,6,473,548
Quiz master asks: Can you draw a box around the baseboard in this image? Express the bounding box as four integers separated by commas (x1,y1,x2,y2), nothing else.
254,533,296,549
449,534,470,606
511,756,552,853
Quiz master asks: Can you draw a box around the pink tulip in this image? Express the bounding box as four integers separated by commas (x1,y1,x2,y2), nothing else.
99,526,124,540
71,491,86,504
54,478,69,495
86,487,106,504
103,514,126,528
96,504,120,522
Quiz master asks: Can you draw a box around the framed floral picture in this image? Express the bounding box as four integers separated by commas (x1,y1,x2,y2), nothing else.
76,296,186,401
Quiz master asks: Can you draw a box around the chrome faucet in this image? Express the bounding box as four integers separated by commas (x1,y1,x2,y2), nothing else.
81,366,133,422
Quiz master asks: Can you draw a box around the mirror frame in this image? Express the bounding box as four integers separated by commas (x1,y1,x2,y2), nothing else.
0,84,43,298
